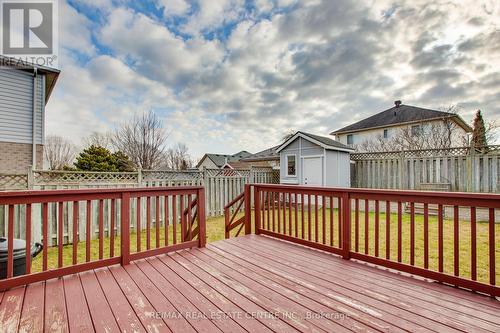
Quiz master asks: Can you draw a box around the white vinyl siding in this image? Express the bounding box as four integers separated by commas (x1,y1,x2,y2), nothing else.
0,69,45,144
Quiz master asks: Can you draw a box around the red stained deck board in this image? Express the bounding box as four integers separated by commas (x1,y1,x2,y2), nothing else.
177,250,323,333
62,274,94,333
197,246,385,332
0,286,25,333
133,259,221,333
186,248,351,333
168,252,297,333
123,263,196,333
158,253,272,333
108,265,170,333
145,256,245,333
18,282,45,333
44,278,69,333
79,270,121,333
94,268,145,333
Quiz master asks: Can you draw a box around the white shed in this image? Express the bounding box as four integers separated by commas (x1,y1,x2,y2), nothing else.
277,131,353,187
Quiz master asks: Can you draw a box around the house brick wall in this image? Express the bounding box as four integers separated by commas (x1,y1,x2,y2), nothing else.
0,142,43,172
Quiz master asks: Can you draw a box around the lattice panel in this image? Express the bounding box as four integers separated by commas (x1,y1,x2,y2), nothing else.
142,170,203,181
34,171,138,185
0,174,28,190
204,168,251,178
351,145,500,161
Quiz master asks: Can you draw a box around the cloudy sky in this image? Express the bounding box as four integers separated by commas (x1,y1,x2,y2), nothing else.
47,0,500,159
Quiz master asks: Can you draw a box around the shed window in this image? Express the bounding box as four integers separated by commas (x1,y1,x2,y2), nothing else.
383,129,389,139
347,134,354,145
286,155,296,176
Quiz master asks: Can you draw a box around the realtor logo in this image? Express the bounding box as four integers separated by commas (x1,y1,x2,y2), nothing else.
0,0,58,67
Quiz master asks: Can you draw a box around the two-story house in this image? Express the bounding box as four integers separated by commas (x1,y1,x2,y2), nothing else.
331,101,472,151
0,57,60,172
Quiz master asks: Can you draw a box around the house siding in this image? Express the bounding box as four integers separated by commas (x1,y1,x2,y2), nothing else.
335,119,468,150
0,69,45,145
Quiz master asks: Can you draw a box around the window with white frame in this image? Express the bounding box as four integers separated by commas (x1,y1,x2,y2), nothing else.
286,155,296,176
347,134,354,145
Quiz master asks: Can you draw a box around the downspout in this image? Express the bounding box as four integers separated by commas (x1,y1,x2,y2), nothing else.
32,68,38,167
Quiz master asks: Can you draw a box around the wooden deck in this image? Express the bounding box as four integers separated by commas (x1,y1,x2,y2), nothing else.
1,235,499,333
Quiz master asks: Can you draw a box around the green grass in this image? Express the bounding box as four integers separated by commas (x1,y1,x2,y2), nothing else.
32,209,499,284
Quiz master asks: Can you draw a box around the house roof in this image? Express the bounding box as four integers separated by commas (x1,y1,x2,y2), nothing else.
331,103,473,135
196,151,252,168
276,131,353,153
241,145,280,162
0,55,60,103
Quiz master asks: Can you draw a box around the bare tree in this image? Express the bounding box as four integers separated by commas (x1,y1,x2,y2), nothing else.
163,143,193,170
281,130,296,143
44,135,76,170
111,111,168,170
83,131,112,150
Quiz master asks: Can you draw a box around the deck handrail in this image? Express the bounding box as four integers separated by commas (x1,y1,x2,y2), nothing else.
0,186,206,290
225,184,500,297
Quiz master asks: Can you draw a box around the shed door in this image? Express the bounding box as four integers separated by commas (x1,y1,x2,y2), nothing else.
303,157,322,185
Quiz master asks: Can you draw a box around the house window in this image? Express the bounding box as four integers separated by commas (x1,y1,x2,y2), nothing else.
411,125,421,137
286,155,296,176
383,129,388,139
347,134,354,145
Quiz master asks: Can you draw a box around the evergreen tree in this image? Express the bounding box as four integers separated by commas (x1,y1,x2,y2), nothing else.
74,145,119,172
471,110,487,149
113,151,136,172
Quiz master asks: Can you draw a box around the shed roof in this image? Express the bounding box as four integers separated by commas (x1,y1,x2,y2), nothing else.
331,103,472,135
276,131,353,153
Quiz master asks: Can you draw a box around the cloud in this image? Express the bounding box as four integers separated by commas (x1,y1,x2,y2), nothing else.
46,0,500,155
159,0,190,17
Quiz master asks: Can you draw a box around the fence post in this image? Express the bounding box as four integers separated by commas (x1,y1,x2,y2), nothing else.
341,192,351,260
120,192,130,265
197,187,207,247
399,151,405,189
253,185,261,235
137,169,143,187
244,184,251,235
27,166,34,190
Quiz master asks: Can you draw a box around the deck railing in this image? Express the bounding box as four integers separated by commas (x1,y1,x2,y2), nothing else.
0,186,206,290
226,184,500,297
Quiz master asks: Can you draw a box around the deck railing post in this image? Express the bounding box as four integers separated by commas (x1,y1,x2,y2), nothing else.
341,192,351,260
253,185,261,235
198,187,207,247
244,184,252,235
120,192,130,265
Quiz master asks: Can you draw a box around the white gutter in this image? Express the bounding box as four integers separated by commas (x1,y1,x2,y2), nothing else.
32,68,38,167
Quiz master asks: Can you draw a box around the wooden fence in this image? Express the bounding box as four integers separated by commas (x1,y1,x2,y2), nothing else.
0,167,279,245
351,146,500,193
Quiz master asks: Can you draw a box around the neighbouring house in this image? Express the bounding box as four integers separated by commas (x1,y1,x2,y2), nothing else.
196,151,252,170
277,131,353,187
331,100,472,151
0,57,60,172
239,145,280,169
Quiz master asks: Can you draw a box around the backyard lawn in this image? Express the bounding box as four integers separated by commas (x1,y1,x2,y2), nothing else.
32,209,499,285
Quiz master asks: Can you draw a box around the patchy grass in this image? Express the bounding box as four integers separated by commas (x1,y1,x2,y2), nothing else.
32,209,498,284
